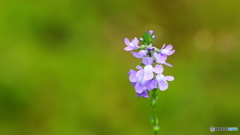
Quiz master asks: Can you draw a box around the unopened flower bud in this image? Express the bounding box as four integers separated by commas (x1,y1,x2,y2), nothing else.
150,116,159,125
153,125,160,134
151,99,157,107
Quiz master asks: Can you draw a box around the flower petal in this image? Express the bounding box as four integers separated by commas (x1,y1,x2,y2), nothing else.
161,44,166,49
147,57,153,65
158,80,168,91
156,74,165,82
153,65,163,74
154,53,167,63
136,70,143,78
131,82,136,87
164,62,173,67
167,50,175,55
156,61,173,67
142,57,148,65
131,52,143,58
165,76,174,81
160,54,167,61
140,76,147,85
153,52,159,59
143,65,153,80
124,46,134,51
156,74,169,91
131,50,147,58
139,50,147,57
142,57,153,65
146,79,157,90
161,49,169,54
135,82,144,93
137,90,149,98
129,72,137,82
165,45,173,50
128,69,135,75
133,37,139,47
128,42,135,48
124,38,130,45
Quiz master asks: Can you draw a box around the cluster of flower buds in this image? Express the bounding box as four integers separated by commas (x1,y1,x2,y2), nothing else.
124,30,175,98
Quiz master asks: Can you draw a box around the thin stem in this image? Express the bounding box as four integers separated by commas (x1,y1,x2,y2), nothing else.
150,89,159,135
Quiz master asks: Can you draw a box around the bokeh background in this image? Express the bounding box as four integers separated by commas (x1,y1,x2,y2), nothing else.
0,0,240,135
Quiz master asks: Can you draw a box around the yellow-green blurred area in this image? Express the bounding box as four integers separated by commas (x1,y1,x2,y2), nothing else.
0,0,240,135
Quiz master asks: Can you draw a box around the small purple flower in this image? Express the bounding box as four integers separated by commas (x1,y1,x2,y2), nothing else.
156,74,174,91
145,79,158,90
160,44,175,56
141,57,164,81
129,65,159,94
124,37,139,51
128,66,146,94
129,68,144,93
153,52,173,67
129,71,149,98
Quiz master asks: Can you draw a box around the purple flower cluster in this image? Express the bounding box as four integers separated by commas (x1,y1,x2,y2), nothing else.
124,30,175,98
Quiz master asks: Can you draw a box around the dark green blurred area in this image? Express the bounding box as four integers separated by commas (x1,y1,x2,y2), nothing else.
0,0,240,135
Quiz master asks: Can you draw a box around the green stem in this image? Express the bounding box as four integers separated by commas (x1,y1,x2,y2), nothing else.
150,89,159,135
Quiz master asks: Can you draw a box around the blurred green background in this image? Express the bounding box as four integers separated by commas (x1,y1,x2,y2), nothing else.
0,0,240,135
